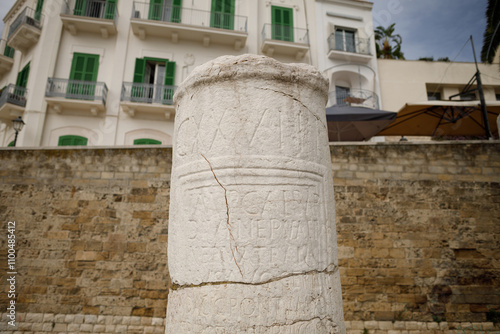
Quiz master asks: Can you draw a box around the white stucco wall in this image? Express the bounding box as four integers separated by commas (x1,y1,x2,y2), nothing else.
378,59,500,112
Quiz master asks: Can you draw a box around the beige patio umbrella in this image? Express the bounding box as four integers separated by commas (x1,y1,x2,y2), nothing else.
378,101,500,137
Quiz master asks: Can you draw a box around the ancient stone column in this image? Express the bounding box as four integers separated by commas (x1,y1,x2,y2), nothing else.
166,54,345,334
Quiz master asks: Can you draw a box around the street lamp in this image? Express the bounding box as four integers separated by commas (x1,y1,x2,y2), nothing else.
12,116,25,147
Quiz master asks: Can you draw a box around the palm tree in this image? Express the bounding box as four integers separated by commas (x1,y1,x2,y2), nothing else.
481,0,500,64
375,23,405,59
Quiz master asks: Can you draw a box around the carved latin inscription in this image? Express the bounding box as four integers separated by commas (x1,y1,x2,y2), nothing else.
166,55,345,333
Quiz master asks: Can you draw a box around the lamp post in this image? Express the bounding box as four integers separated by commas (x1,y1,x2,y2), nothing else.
12,116,25,147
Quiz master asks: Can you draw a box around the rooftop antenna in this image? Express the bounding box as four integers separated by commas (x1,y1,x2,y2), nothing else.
470,35,493,139
448,36,493,139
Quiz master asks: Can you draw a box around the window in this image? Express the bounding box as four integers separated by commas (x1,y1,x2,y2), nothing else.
335,28,356,53
58,135,88,146
336,86,350,105
16,63,30,89
4,44,14,58
211,0,234,30
74,0,116,19
460,91,477,101
134,138,162,145
15,62,30,97
35,0,44,21
271,6,293,42
68,53,99,99
133,57,176,104
496,93,500,101
148,0,182,22
427,92,442,101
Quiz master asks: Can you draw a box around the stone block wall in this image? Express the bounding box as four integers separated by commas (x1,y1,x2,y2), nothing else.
0,148,171,333
331,142,500,333
0,142,499,333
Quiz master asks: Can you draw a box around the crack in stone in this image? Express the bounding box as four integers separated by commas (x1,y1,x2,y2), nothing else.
252,86,327,129
171,266,339,291
201,154,243,277
267,316,339,331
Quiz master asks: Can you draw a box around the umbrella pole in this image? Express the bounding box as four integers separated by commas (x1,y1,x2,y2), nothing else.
471,35,493,139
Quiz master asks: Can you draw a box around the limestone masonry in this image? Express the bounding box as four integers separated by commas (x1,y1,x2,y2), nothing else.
0,141,499,333
166,54,345,333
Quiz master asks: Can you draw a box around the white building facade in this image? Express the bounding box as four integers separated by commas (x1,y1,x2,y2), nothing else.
314,0,381,110
0,0,319,147
4,0,495,147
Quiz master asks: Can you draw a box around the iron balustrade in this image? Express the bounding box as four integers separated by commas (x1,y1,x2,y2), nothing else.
8,7,43,39
261,24,309,44
46,78,108,105
132,2,248,32
0,39,14,58
121,82,176,105
329,89,379,109
62,0,119,22
328,33,370,55
0,84,27,108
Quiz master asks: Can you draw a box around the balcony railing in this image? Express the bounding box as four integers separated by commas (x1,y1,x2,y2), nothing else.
8,7,43,39
328,33,370,55
261,24,309,44
132,2,247,32
1,40,14,58
121,82,176,105
0,84,27,108
46,78,108,105
329,89,379,109
62,0,119,22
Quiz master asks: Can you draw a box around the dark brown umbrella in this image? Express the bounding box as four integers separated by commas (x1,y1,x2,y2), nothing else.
378,101,500,137
326,105,396,141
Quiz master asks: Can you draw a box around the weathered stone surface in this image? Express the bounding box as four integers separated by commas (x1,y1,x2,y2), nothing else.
167,55,344,333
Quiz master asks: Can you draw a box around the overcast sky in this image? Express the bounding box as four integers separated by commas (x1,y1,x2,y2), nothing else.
0,0,490,63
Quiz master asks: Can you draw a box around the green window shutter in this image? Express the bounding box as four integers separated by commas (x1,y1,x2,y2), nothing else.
70,54,85,81
74,0,86,16
4,45,14,58
85,56,98,82
171,0,182,23
35,0,44,21
164,61,175,86
163,61,176,104
21,63,30,88
211,0,234,30
134,138,162,145
132,58,146,100
104,0,117,20
133,58,146,83
58,135,88,146
69,53,99,98
271,6,293,42
8,141,14,147
149,0,163,20
16,62,30,89
69,53,99,82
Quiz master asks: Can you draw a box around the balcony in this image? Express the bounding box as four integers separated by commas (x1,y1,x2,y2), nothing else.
0,40,15,75
7,7,43,53
261,24,309,60
328,89,379,109
120,82,176,119
327,33,372,63
60,0,118,38
0,84,26,120
45,78,108,115
130,2,247,50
